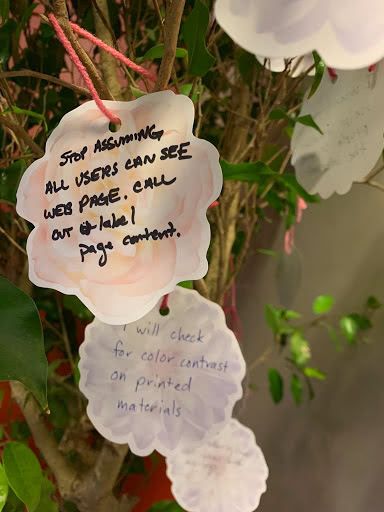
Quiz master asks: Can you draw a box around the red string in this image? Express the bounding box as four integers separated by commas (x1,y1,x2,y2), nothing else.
69,22,157,83
160,294,169,311
48,13,120,125
327,67,338,81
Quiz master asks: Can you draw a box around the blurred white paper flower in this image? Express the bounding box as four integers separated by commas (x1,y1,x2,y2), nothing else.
79,287,246,456
292,63,384,198
215,0,384,69
166,419,268,512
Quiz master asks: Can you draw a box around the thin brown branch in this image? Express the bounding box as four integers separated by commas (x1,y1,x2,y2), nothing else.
0,70,91,97
154,0,186,91
0,115,44,157
10,381,77,498
0,226,27,256
50,0,113,100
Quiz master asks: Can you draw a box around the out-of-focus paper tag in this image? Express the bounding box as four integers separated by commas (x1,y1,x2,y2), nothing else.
166,418,268,512
292,65,384,198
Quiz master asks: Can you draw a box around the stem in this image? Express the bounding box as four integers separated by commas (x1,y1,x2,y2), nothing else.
154,0,186,91
0,116,43,157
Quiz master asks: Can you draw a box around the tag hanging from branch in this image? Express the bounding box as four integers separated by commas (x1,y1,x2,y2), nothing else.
16,91,222,324
215,0,384,70
78,287,246,456
166,418,269,512
291,63,384,198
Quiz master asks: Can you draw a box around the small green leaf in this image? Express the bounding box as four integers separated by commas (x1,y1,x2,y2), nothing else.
0,277,48,408
269,108,289,121
140,43,187,61
265,304,281,334
130,87,147,99
348,313,372,331
179,83,193,96
0,160,26,205
290,374,303,405
0,427,3,441
221,160,275,182
0,463,8,512
268,369,284,404
284,310,301,320
340,315,358,344
366,296,382,310
257,248,277,257
8,107,47,132
178,281,193,289
236,49,258,85
290,332,311,366
62,295,93,321
308,51,325,99
0,0,9,24
35,476,58,512
312,295,334,315
304,367,326,380
183,0,215,77
296,114,323,134
148,500,184,512
3,442,43,512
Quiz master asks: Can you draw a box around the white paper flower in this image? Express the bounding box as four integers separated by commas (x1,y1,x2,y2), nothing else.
292,64,384,198
16,91,222,324
79,287,246,456
166,419,269,512
215,0,384,69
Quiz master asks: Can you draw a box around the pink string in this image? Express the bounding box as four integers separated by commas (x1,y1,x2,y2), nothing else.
69,22,157,84
327,67,338,81
284,197,308,255
368,64,377,73
48,13,120,124
160,294,169,311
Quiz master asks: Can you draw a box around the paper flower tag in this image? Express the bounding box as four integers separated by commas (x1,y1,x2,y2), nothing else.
291,65,384,198
166,418,268,512
78,287,246,456
16,91,222,324
215,0,384,69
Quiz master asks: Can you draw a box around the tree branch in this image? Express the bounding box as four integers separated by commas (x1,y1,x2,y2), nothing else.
50,0,113,100
10,382,77,498
91,0,122,100
0,116,44,157
0,70,91,97
154,0,186,91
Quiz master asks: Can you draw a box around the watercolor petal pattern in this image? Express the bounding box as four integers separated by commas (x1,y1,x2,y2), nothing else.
16,91,222,324
166,418,268,512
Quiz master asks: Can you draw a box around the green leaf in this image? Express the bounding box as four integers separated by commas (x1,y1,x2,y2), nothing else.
366,295,382,310
177,281,193,289
0,277,48,408
265,304,281,334
179,83,193,96
284,310,301,320
62,295,93,321
2,488,24,512
34,477,58,512
296,114,323,135
340,315,358,344
221,159,274,182
269,108,289,121
3,442,43,512
308,51,325,99
140,44,187,61
0,464,8,512
236,49,258,85
183,0,215,77
312,295,334,315
290,332,311,366
257,248,277,257
304,367,326,380
290,374,303,405
8,107,47,132
0,0,9,24
0,160,26,205
0,19,16,64
148,501,184,512
348,313,372,331
268,369,284,404
130,87,147,99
